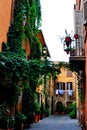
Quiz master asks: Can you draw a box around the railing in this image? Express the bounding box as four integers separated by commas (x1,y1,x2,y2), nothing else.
56,90,76,102
70,37,85,57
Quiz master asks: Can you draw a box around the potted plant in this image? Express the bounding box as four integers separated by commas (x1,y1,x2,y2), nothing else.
64,46,75,54
45,109,50,117
0,104,8,129
55,110,59,115
40,102,46,119
34,100,41,123
16,112,26,123
68,102,77,119
59,29,73,46
56,102,63,114
15,112,26,130
7,116,15,130
64,48,70,54
0,111,7,129
65,36,71,47
35,109,41,122
61,106,67,115
74,34,79,39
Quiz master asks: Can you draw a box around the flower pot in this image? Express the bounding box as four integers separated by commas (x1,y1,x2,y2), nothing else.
8,128,12,130
61,112,65,115
55,111,59,115
34,115,38,123
38,114,40,121
64,49,70,54
74,34,79,39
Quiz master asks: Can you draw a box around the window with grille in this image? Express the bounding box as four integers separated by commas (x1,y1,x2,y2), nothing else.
67,82,72,90
56,82,65,90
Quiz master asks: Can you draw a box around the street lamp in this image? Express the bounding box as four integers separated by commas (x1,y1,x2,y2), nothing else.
42,46,47,56
41,46,47,61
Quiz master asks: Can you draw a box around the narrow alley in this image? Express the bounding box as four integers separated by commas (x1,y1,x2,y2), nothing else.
25,115,81,130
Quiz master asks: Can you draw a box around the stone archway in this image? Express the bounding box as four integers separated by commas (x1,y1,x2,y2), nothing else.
54,101,63,113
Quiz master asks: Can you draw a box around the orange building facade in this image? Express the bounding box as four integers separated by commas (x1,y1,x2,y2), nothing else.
72,0,87,129
0,0,13,50
0,0,50,116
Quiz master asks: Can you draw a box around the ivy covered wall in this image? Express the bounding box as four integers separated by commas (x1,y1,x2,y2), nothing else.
6,0,42,59
0,0,42,107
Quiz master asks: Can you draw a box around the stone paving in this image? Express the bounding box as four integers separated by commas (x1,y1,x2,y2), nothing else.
25,115,81,130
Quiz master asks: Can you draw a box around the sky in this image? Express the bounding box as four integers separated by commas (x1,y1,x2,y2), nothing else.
40,0,75,62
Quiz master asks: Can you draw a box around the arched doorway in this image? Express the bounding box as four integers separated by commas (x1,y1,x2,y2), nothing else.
55,101,63,113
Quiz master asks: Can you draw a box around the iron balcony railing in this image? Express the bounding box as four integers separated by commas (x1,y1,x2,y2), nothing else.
70,37,85,57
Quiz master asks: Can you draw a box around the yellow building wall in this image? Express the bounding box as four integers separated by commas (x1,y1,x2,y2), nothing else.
56,67,78,108
57,67,75,89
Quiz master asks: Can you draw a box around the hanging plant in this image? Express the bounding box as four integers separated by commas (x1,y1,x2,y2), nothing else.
59,29,72,41
65,36,71,47
74,34,79,39
64,47,75,54
64,48,70,54
59,29,73,48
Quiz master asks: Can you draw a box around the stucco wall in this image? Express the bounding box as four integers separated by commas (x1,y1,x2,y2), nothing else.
55,67,78,108
85,28,87,130
57,67,76,89
0,0,12,51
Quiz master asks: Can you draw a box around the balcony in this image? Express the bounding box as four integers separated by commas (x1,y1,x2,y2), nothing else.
69,37,85,61
68,36,85,70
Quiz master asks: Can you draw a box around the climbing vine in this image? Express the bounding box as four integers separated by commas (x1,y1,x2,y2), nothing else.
0,0,42,106
25,0,42,59
0,52,29,106
28,59,61,91
5,0,42,59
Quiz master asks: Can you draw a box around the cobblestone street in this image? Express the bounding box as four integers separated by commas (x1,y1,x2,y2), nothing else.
25,115,81,130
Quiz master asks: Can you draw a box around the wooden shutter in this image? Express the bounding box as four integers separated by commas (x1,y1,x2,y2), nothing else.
83,0,87,21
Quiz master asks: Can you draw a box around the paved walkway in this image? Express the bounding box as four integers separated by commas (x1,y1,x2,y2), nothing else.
25,115,81,130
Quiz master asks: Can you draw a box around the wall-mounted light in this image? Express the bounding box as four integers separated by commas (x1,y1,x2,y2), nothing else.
42,46,47,55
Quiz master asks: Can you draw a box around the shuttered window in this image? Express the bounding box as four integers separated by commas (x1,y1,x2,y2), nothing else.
83,0,87,21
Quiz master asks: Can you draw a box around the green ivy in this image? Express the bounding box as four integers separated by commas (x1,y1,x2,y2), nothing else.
0,0,42,106
0,52,29,106
28,59,61,92
6,0,42,59
22,87,35,116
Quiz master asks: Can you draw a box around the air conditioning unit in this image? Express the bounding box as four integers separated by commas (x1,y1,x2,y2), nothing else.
83,0,87,21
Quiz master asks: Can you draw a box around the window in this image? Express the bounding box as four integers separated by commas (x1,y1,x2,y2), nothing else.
56,82,65,95
67,82,72,90
83,0,87,21
56,82,65,90
67,69,72,77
